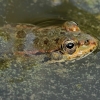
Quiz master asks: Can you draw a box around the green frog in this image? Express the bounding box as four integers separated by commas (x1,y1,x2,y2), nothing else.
0,21,98,62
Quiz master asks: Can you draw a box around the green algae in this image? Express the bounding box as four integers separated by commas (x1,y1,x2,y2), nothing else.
0,58,11,70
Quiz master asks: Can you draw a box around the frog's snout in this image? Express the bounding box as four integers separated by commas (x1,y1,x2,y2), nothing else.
78,39,97,46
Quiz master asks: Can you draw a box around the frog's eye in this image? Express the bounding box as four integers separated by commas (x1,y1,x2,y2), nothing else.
62,40,76,54
66,43,75,49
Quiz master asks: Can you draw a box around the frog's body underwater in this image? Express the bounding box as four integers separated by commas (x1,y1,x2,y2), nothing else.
0,21,98,62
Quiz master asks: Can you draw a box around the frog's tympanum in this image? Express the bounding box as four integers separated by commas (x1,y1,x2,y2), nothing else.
0,21,98,62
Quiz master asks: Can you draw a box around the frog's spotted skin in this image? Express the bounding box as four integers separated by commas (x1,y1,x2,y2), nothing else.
0,21,98,62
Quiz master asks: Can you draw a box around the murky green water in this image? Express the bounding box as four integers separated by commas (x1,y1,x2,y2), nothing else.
0,0,100,100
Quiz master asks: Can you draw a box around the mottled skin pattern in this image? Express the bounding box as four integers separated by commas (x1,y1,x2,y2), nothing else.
0,21,98,61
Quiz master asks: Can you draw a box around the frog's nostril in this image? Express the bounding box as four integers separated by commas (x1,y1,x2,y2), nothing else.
84,39,90,45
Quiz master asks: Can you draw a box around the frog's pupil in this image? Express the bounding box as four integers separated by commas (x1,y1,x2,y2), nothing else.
66,43,74,49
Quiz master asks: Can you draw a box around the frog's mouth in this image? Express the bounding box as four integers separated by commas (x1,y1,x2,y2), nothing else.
61,38,98,60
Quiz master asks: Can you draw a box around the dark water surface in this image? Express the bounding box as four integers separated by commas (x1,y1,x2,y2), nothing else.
0,0,100,100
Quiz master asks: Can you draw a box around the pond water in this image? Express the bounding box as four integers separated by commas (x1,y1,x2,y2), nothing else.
0,0,100,100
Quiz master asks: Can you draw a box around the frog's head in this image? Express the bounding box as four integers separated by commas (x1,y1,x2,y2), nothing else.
61,32,98,60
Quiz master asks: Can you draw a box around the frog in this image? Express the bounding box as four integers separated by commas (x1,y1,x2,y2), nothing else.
0,21,98,62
